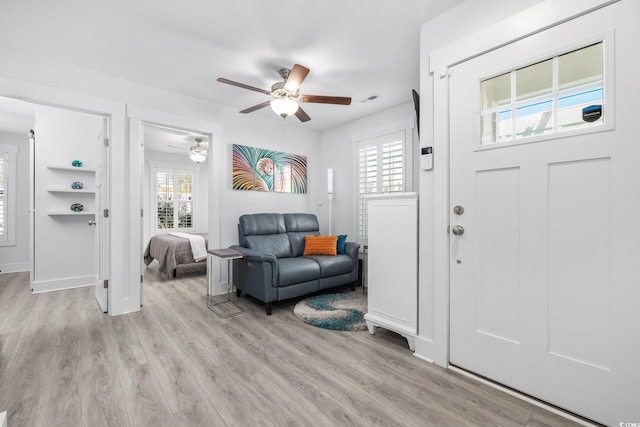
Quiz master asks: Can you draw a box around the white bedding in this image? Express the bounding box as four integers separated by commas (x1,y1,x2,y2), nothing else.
169,232,208,261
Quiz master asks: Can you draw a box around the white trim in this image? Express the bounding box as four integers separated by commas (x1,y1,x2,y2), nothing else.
127,104,222,306
0,262,29,273
32,275,95,293
0,75,126,315
429,0,619,74
0,144,17,247
422,0,619,367
448,366,599,427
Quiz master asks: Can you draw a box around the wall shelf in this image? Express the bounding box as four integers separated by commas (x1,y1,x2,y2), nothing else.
47,188,95,194
48,211,96,216
47,165,96,173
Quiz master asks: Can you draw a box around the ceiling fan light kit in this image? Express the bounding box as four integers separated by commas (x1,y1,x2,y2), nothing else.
189,137,208,163
217,64,351,122
271,98,299,118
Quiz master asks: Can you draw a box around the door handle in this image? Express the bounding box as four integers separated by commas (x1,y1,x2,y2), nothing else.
452,225,464,235
88,220,97,226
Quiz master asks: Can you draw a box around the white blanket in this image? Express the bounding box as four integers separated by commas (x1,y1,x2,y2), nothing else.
169,232,207,262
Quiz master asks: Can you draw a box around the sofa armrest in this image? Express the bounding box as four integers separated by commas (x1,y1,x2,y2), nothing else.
229,245,278,284
344,241,360,269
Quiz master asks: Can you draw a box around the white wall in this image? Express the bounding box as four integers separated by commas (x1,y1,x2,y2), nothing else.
32,105,100,292
0,131,30,273
218,115,321,251
318,102,418,240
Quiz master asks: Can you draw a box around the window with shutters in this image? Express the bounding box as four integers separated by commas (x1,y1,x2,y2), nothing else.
152,167,195,232
0,145,17,247
357,131,407,240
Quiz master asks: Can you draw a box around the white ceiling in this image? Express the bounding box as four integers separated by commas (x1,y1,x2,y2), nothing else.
0,0,465,131
144,124,208,154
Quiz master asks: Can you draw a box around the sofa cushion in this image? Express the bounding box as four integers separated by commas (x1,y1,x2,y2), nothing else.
277,257,320,287
305,254,354,278
337,234,348,254
288,231,320,257
245,234,292,259
285,214,321,257
238,213,286,246
284,213,319,232
303,235,338,256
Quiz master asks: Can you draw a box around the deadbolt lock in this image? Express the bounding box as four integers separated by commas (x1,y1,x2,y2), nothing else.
453,205,464,215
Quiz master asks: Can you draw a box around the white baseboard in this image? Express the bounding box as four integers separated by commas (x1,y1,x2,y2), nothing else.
0,262,30,273
414,335,436,364
32,275,94,293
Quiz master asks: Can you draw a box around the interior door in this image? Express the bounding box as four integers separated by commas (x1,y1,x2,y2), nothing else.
94,117,109,312
449,2,639,425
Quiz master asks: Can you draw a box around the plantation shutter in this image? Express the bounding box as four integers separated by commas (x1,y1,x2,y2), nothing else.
154,168,195,231
357,131,406,240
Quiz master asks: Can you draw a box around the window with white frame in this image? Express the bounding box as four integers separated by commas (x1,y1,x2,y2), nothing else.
0,145,17,246
153,167,195,232
357,131,407,240
481,41,604,145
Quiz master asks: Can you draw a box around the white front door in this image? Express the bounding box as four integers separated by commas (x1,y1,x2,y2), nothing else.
449,2,640,425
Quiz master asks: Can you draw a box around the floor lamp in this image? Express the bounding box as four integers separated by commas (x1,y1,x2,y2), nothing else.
327,168,334,235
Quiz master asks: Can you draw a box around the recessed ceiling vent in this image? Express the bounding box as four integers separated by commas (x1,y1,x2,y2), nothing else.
360,94,381,103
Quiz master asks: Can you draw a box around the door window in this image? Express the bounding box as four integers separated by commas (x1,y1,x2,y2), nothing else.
481,42,604,145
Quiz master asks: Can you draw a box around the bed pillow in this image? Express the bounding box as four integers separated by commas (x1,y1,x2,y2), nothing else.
303,235,338,256
336,234,348,254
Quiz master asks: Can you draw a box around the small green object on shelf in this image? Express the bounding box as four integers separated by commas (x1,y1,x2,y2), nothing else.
71,181,83,190
71,160,83,167
70,203,84,212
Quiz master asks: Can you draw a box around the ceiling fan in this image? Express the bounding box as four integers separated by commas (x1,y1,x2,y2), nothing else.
169,137,208,163
217,64,351,122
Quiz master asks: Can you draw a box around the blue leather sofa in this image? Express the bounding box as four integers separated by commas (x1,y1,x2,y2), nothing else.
230,213,360,315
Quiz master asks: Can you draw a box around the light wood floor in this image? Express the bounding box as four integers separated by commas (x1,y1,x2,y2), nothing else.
0,265,583,427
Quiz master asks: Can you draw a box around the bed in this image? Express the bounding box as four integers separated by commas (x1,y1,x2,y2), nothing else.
143,233,208,279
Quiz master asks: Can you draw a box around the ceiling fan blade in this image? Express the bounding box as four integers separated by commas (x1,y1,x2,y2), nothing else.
217,78,271,95
295,106,311,122
284,64,310,92
239,100,272,114
301,95,352,105
168,145,187,150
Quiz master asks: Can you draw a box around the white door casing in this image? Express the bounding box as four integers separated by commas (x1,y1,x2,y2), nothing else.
94,117,109,312
448,2,639,425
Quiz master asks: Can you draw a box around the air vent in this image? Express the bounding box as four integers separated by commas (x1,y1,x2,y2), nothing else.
360,94,381,103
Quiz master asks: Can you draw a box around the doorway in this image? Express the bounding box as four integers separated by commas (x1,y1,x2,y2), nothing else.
447,2,638,425
127,106,222,308
140,124,210,298
0,96,109,312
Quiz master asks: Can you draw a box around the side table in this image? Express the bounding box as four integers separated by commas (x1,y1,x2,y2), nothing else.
207,248,244,318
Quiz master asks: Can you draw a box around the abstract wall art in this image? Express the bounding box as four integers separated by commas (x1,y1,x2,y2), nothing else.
232,144,307,193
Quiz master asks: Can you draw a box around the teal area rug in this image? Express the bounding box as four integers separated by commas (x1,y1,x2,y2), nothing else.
293,293,367,331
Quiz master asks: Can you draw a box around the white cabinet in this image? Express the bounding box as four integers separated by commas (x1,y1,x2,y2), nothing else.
364,193,418,351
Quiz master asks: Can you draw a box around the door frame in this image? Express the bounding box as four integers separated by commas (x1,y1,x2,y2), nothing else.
127,105,222,307
0,76,125,314
422,0,619,367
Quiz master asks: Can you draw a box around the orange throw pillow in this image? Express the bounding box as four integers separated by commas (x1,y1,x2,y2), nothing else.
303,235,338,256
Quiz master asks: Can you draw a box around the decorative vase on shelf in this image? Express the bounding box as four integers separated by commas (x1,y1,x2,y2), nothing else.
71,160,83,167
70,203,84,212
71,181,83,190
